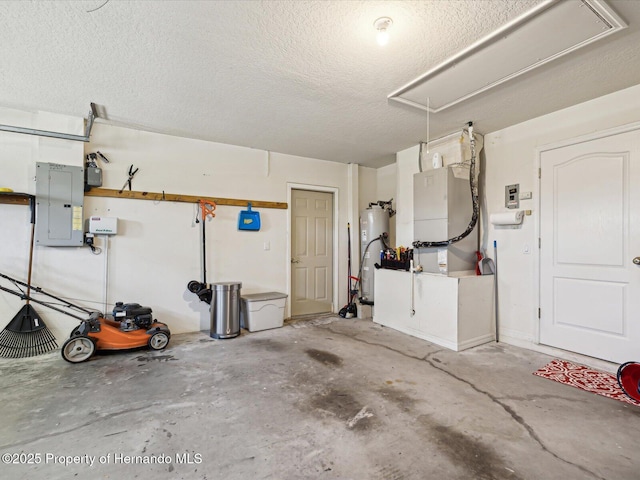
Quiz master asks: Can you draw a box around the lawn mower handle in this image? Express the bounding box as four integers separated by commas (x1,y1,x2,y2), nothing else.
0,271,95,315
0,284,90,322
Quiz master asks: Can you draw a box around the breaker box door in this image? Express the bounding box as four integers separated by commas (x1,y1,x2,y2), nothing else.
35,162,84,246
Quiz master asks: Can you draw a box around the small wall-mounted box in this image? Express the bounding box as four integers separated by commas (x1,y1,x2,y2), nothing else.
88,216,118,235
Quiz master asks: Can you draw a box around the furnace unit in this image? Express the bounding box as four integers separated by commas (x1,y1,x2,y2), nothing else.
413,166,477,274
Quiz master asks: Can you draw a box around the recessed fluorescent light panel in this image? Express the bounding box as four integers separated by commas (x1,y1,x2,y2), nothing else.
388,0,627,112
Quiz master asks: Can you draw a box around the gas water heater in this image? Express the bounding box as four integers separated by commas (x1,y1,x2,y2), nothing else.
359,201,393,305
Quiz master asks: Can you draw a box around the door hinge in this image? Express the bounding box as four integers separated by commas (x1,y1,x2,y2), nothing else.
538,168,541,179
538,237,541,248
538,308,541,318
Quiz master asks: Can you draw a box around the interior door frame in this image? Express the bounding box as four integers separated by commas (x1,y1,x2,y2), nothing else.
287,183,339,319
534,120,640,344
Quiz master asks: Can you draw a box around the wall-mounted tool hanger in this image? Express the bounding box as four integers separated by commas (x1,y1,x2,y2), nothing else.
84,187,287,210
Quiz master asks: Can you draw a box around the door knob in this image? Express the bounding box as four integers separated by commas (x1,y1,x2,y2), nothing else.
634,257,640,265
291,258,301,264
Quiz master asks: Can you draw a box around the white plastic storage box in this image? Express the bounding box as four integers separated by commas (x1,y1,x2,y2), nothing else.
240,292,287,332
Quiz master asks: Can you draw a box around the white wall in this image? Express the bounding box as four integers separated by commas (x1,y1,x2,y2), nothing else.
376,163,397,248
357,163,398,255
1,111,351,341
358,166,376,214
0,108,86,343
395,144,419,247
484,82,640,347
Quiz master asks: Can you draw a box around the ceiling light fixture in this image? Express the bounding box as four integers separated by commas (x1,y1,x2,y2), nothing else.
374,17,393,46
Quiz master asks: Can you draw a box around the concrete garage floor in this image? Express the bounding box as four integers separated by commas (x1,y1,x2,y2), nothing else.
0,317,638,480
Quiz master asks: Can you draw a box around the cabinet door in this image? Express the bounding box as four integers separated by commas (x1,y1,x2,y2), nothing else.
415,274,458,343
374,269,418,332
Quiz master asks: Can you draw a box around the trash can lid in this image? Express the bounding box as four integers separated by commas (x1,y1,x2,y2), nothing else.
212,282,242,290
241,292,287,302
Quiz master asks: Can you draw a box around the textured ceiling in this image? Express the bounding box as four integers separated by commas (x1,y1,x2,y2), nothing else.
1,0,639,168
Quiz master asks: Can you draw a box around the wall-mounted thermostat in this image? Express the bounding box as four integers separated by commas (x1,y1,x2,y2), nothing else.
505,184,519,209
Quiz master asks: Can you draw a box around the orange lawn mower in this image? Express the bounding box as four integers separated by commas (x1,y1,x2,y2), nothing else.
0,272,170,363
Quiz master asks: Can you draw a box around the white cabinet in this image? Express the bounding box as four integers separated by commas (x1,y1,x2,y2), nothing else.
373,269,495,351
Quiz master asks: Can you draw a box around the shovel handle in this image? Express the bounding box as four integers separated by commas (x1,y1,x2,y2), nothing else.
26,196,36,302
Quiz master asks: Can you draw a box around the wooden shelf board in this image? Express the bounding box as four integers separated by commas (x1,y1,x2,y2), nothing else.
0,193,32,206
84,188,287,209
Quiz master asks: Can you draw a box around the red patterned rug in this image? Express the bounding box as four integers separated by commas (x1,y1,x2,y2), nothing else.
533,359,640,407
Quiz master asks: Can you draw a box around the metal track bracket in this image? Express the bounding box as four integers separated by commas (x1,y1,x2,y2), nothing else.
0,103,98,142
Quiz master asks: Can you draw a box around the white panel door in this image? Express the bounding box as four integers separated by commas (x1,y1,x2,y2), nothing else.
291,189,333,316
540,129,640,363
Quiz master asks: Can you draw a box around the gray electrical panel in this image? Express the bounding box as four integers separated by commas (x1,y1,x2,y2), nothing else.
35,162,84,246
413,167,477,274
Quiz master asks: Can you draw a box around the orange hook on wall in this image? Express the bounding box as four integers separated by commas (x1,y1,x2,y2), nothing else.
199,200,216,220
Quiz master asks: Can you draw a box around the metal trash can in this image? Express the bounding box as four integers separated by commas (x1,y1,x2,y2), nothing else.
210,282,242,339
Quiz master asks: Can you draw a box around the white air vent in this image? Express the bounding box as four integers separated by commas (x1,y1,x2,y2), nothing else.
388,0,627,112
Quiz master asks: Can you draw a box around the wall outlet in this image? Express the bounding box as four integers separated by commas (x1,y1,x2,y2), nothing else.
519,191,533,200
